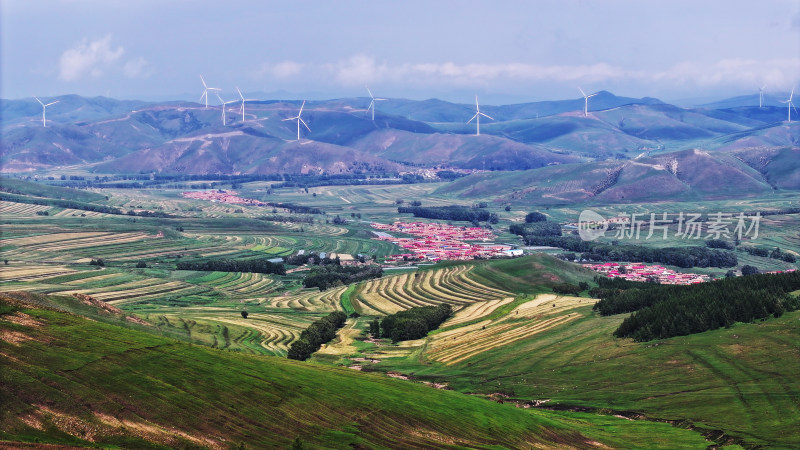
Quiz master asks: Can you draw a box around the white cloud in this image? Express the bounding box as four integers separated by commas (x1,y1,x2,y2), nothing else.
254,61,305,79
123,57,152,79
253,55,800,92
58,35,124,81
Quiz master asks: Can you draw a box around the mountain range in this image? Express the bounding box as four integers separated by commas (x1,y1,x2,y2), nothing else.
1,92,798,202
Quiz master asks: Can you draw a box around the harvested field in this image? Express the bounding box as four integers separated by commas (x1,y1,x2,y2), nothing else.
425,294,586,365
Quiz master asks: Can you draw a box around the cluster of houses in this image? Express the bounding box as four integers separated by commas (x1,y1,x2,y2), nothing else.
372,221,520,262
583,262,710,285
182,190,264,206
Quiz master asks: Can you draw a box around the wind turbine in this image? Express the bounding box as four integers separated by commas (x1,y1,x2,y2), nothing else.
34,96,59,127
215,93,237,126
236,87,257,122
780,88,797,122
759,85,766,108
466,95,493,136
282,100,310,140
578,87,598,117
365,86,386,121
199,75,221,108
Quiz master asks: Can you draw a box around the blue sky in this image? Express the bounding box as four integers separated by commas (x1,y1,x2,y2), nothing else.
2,0,799,103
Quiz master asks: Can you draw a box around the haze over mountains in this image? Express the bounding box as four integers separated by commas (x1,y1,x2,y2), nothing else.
2,91,798,203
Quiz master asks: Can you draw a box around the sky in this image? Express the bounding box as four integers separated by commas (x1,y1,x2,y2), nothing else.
2,0,799,104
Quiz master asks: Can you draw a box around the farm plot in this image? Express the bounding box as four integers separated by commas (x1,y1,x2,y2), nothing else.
268,286,346,312
424,294,587,365
354,265,514,316
188,271,283,297
0,201,51,216
0,264,77,283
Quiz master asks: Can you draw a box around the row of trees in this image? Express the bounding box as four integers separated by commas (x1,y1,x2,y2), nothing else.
524,236,738,268
257,214,315,224
552,282,588,295
264,202,323,215
302,265,383,291
740,246,797,263
591,272,800,341
397,205,498,224
509,221,562,237
286,311,348,360
176,258,286,275
372,304,452,342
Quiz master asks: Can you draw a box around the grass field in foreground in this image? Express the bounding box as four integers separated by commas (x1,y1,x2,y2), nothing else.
0,291,710,449
358,297,800,447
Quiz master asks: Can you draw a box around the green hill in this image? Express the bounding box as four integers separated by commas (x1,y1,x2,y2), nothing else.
0,291,709,448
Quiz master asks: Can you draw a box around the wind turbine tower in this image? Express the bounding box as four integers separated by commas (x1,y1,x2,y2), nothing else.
282,100,310,140
759,86,766,108
237,87,257,122
466,95,493,136
366,86,386,121
578,87,598,117
199,75,221,108
780,88,797,122
34,96,59,127
215,93,237,126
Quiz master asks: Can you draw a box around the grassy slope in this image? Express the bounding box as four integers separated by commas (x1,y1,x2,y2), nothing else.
373,304,800,447
0,177,106,203
0,291,710,449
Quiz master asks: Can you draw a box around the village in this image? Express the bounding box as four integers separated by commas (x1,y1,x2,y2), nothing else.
371,221,521,262
583,262,710,285
182,190,265,206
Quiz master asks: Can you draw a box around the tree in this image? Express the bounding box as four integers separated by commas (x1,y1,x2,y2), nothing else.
136,261,147,268
504,205,512,212
741,265,759,276
369,318,380,337
241,311,249,319
525,211,547,223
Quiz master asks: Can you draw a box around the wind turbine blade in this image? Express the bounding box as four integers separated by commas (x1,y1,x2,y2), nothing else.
366,86,374,99
200,75,208,88
300,118,311,131
215,93,224,103
45,101,59,107
299,100,306,115
480,112,494,120
34,96,44,106
578,87,587,97
467,113,478,124
237,87,244,100
368,100,375,110
281,117,294,121
375,98,386,101
208,87,221,91
588,93,598,98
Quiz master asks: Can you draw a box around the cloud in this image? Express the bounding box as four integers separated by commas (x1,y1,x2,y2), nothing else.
254,61,305,79
123,57,152,79
59,35,124,81
253,55,800,92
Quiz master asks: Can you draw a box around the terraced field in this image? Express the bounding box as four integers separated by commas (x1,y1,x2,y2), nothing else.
268,286,346,312
353,264,514,315
0,200,51,216
188,271,283,297
426,294,586,365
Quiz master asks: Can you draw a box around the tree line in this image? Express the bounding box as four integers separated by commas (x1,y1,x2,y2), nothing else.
397,205,498,224
524,235,737,268
371,304,452,342
176,258,286,275
591,271,800,341
287,311,348,360
303,265,383,291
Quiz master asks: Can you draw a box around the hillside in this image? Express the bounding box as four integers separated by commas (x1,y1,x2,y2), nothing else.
435,147,784,204
3,92,798,179
0,291,709,448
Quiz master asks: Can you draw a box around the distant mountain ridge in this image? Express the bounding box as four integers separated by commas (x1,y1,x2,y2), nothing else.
1,93,798,189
